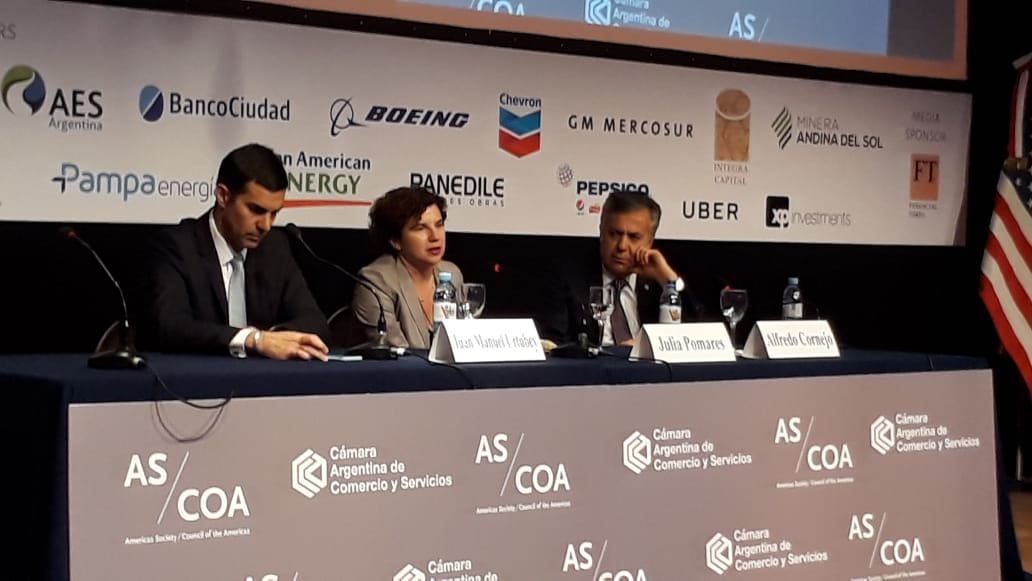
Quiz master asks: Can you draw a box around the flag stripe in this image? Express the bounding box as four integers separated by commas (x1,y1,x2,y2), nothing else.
980,268,1032,390
992,181,1032,270
984,230,1032,331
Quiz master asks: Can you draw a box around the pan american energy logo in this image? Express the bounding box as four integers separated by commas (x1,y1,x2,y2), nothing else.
704,527,828,575
869,413,981,456
473,432,572,515
276,149,374,210
621,426,752,475
2,64,103,132
563,540,648,580
848,512,926,575
289,443,452,499
122,451,251,546
394,557,502,581
772,416,854,490
498,93,541,158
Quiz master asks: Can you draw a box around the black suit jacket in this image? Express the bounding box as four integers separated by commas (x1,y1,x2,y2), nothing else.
143,212,330,354
531,256,702,343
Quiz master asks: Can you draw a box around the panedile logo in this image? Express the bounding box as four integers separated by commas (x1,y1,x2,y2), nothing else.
138,85,291,122
291,449,328,498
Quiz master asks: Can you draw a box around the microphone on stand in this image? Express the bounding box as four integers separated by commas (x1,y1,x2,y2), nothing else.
284,223,397,360
58,227,145,370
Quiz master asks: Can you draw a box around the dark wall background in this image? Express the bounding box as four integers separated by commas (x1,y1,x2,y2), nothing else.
3,0,1031,357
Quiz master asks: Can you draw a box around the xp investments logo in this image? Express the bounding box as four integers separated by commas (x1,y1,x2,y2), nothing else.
771,107,793,150
585,0,612,25
870,416,895,455
2,65,45,115
498,92,541,158
706,533,733,575
291,449,328,498
393,564,426,581
622,431,652,474
765,196,790,228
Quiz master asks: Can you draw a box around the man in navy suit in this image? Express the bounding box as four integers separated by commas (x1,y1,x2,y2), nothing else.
144,143,329,360
534,189,699,346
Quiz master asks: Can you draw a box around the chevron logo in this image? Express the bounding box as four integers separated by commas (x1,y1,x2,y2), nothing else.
291,449,328,498
585,0,612,25
499,107,541,158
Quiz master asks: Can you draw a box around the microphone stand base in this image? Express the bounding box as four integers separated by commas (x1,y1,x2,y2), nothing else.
89,348,146,370
548,333,599,359
345,344,398,360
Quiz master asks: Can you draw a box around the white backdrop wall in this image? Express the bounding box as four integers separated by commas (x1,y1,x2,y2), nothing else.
1,0,971,245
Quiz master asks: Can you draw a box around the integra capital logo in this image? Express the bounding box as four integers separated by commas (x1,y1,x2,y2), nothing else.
138,84,291,122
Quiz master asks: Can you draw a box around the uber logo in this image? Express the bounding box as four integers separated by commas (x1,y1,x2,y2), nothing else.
682,200,739,221
765,196,790,228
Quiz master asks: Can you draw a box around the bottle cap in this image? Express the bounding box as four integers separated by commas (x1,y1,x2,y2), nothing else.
787,277,799,285
438,272,453,283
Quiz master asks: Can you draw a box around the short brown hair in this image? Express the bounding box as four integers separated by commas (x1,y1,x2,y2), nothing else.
368,186,448,254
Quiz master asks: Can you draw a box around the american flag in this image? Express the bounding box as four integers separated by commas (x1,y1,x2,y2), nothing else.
980,53,1032,390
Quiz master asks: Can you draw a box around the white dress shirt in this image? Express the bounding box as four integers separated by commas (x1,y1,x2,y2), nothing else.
208,213,253,357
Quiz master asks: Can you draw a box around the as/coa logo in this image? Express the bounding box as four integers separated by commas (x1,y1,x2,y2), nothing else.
498,93,541,158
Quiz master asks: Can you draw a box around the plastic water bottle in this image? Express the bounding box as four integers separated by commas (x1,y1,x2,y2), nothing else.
781,277,803,319
433,271,458,331
658,281,682,324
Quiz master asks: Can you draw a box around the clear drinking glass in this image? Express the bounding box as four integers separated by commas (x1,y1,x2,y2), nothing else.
719,288,749,351
588,285,612,347
462,283,486,319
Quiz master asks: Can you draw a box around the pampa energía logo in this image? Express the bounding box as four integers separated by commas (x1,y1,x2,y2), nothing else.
1,65,45,115
498,93,541,158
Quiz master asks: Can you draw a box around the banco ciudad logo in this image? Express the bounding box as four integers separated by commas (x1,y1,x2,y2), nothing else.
139,85,164,122
2,65,46,115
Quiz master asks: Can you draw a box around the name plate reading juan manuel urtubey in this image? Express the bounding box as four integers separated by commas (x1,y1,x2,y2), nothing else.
430,318,545,363
630,323,736,363
742,320,840,359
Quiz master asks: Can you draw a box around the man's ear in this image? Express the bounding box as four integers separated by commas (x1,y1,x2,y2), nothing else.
389,238,402,252
214,184,231,209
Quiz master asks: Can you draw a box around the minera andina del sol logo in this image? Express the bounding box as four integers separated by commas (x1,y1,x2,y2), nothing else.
291,449,327,498
870,416,895,455
623,431,652,474
706,533,733,575
393,564,426,581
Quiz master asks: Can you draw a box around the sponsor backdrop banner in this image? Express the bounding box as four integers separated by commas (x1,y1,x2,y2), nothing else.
69,370,997,580
3,0,970,245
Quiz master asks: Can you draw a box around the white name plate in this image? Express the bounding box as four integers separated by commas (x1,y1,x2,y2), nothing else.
742,320,840,359
430,318,546,363
630,323,736,363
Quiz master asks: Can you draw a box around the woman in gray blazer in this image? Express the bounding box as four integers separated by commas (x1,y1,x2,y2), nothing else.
351,186,464,349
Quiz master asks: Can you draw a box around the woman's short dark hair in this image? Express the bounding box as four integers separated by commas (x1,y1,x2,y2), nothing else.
369,186,448,254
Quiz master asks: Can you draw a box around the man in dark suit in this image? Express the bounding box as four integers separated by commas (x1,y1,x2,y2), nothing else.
534,189,699,346
144,143,329,360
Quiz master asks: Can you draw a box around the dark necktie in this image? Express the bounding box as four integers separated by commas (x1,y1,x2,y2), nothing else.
610,279,632,344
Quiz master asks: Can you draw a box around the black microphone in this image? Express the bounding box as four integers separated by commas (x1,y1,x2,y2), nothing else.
284,223,397,360
58,227,145,369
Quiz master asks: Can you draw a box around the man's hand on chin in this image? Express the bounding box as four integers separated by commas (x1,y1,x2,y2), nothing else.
631,247,678,283
254,330,329,361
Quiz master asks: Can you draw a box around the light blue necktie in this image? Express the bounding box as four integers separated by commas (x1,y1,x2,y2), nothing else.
228,254,247,328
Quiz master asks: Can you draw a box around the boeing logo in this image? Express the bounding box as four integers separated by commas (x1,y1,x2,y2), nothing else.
329,97,364,136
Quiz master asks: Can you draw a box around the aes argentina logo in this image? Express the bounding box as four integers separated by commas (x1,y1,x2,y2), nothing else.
2,64,103,132
124,452,250,526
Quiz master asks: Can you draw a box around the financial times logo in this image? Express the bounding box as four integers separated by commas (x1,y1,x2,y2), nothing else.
329,97,364,137
771,107,793,150
585,0,612,25
1,65,45,116
622,431,651,474
291,449,327,499
871,416,895,455
706,533,733,575
765,196,790,228
393,564,426,581
139,85,164,122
